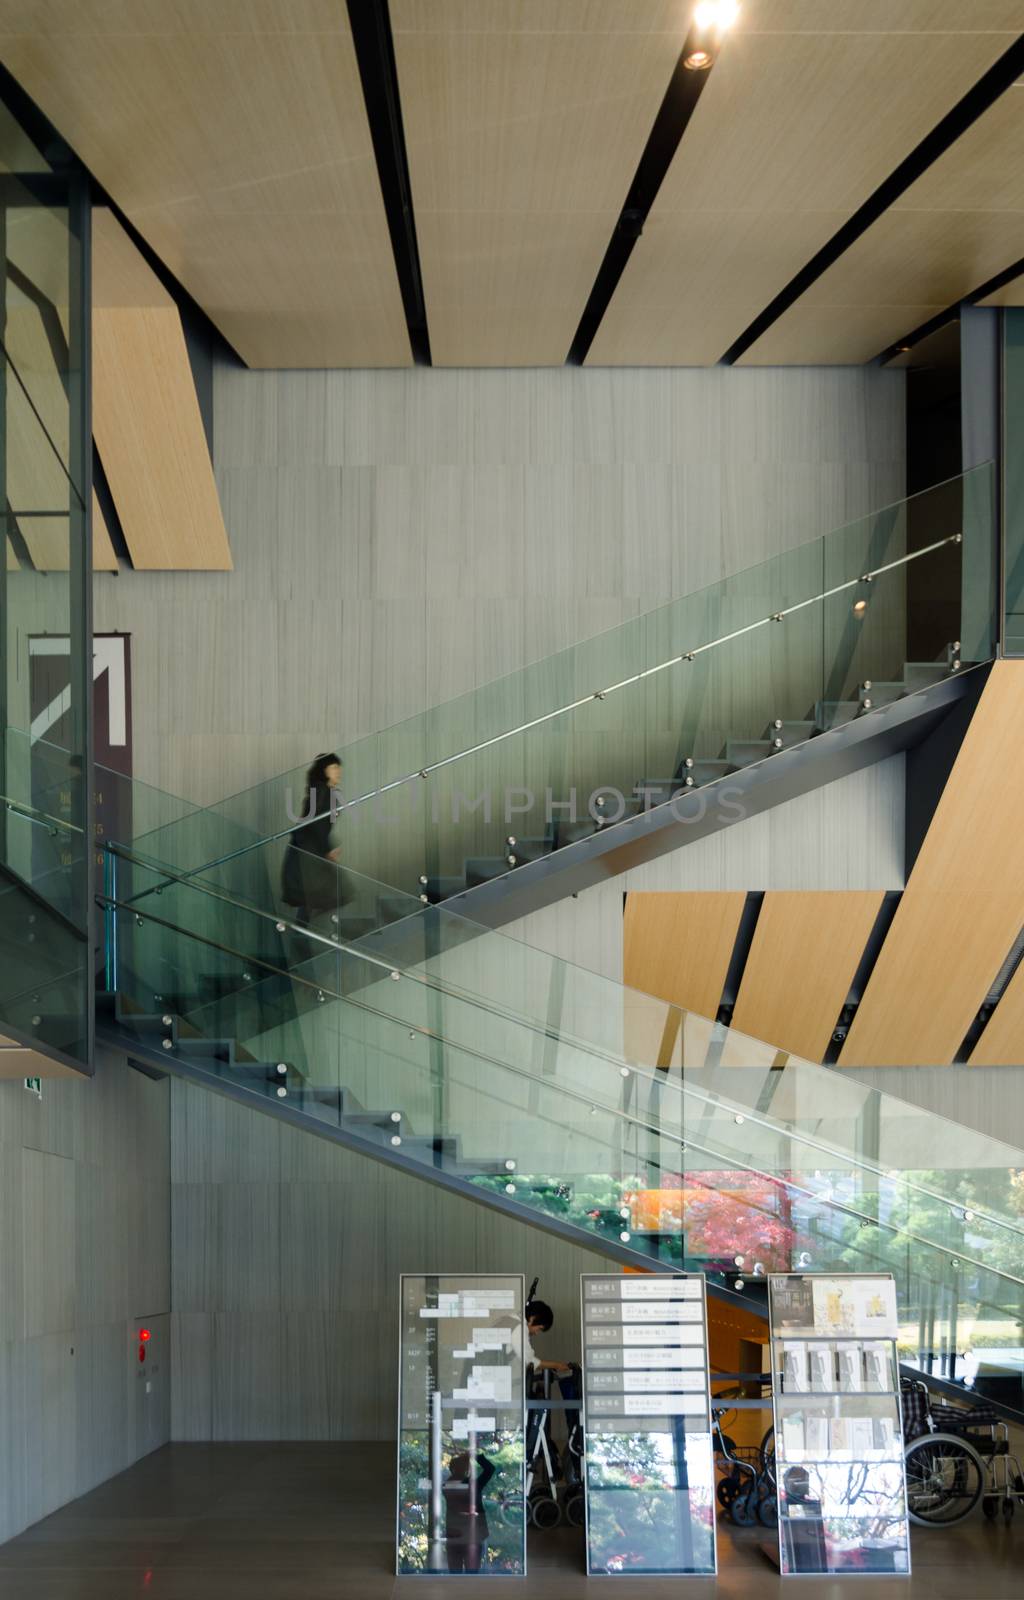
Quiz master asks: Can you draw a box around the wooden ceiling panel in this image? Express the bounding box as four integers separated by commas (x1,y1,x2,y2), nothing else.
742,83,1024,364
977,274,1024,307
16,493,117,573
391,0,687,366
731,891,884,1064
0,2,411,367
92,210,232,570
839,662,1024,1067
586,208,845,368
411,212,621,368
587,10,1019,367
624,890,746,1021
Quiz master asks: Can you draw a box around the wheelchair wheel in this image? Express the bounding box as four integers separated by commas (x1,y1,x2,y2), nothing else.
758,1492,778,1528
905,1433,985,1526
564,1491,586,1528
530,1494,562,1530
759,1425,776,1482
730,1489,759,1527
716,1478,739,1507
982,1495,999,1520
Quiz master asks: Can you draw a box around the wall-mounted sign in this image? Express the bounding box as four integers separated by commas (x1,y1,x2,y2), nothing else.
580,1273,716,1577
28,632,133,895
397,1274,526,1578
768,1273,910,1577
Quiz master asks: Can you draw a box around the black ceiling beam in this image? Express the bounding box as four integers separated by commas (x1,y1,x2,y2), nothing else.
874,253,1024,366
720,35,1024,366
347,0,431,365
566,29,718,367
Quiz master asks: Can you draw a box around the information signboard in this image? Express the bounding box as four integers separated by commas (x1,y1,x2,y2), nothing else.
396,1274,526,1578
580,1273,716,1577
768,1273,910,1577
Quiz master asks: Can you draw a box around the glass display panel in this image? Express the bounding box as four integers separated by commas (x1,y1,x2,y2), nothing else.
397,1274,525,1578
769,1273,910,1577
581,1273,716,1577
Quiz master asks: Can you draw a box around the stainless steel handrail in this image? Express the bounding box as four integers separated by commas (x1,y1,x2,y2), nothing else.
127,531,963,893
2,791,84,835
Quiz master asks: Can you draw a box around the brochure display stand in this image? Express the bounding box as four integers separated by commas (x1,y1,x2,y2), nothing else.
396,1274,526,1578
768,1274,911,1577
580,1273,716,1577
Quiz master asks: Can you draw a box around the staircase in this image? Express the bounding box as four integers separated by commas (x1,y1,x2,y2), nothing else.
118,475,987,938
96,858,1024,1421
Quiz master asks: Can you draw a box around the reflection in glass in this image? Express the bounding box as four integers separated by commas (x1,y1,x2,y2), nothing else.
396,1275,525,1578
586,1427,715,1575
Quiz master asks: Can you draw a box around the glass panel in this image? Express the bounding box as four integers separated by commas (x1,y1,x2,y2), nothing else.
1,118,90,1065
581,1274,716,1576
769,1274,911,1577
129,470,993,914
396,1273,526,1579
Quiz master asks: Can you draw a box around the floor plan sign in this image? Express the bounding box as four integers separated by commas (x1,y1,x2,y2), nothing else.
396,1275,525,1578
580,1273,716,1577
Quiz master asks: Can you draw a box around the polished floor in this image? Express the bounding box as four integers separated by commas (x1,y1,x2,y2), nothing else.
0,1443,1020,1599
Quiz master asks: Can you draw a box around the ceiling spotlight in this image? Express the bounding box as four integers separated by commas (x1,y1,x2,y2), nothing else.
684,48,714,70
695,0,740,27
852,598,868,616
896,344,912,355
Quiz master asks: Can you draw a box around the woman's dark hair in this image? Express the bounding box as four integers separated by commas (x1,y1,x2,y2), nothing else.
306,752,341,792
525,1298,554,1331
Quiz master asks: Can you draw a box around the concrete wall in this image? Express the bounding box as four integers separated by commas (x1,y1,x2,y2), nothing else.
95,362,905,806
170,1078,606,1442
0,1052,170,1544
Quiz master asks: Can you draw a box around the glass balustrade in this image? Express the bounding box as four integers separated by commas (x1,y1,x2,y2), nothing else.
124,468,994,916
102,848,1024,1415
104,842,1024,1256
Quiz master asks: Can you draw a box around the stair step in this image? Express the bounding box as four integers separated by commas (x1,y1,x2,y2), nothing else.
449,1158,519,1178
813,699,861,731
418,876,466,904
678,759,736,786
901,661,950,691
724,739,782,769
550,816,600,847
464,857,512,887
636,778,693,808
762,719,817,750
859,680,906,709
224,1060,292,1087
333,914,380,940
506,836,554,865
376,895,418,925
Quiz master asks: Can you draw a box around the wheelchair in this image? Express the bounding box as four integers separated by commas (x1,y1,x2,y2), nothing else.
901,1377,1024,1527
522,1364,585,1530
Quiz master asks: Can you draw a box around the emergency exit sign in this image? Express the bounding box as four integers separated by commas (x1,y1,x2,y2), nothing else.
23,1077,42,1097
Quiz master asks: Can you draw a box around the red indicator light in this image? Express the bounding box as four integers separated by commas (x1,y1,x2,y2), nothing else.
139,1328,151,1342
